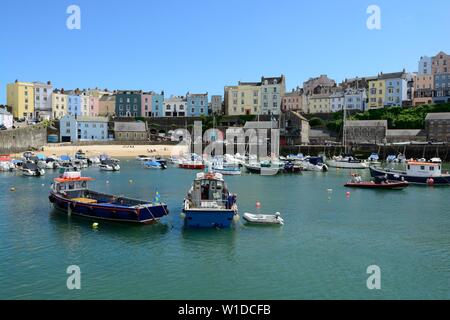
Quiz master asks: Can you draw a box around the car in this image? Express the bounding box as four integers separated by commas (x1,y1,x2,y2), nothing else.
0,125,7,130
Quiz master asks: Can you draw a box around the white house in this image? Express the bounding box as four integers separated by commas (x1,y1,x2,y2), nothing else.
59,115,109,142
330,91,345,112
344,88,367,111
163,96,187,117
0,108,13,128
33,81,53,120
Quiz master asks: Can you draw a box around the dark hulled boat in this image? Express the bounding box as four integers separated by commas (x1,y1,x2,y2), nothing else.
369,159,450,186
49,170,168,224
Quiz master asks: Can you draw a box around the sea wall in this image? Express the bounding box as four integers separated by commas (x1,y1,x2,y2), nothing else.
0,126,47,154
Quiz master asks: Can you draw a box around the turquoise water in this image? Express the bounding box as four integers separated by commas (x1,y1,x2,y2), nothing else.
0,159,449,300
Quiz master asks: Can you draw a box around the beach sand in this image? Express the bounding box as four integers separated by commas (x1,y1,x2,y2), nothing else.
15,144,189,158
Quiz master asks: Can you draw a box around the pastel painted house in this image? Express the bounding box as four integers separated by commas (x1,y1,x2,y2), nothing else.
6,81,35,120
51,89,68,119
0,108,13,128
163,96,187,117
433,73,450,104
115,90,142,117
66,91,82,116
89,95,99,116
59,115,109,142
186,93,208,117
33,81,53,120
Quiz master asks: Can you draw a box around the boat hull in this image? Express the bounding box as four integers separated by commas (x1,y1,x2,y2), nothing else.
49,192,168,224
327,159,368,169
179,164,205,170
344,181,409,190
369,166,450,186
183,209,236,228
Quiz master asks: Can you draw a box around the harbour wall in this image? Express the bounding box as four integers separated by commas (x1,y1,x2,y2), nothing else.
0,126,47,154
281,144,450,161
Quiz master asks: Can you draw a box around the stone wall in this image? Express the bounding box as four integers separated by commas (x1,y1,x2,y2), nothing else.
0,125,47,154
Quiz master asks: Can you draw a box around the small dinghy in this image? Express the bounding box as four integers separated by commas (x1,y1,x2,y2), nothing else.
243,212,284,226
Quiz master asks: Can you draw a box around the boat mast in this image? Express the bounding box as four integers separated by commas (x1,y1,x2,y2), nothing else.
343,99,347,154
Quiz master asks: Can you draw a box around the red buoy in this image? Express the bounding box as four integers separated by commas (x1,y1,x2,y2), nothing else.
427,178,434,186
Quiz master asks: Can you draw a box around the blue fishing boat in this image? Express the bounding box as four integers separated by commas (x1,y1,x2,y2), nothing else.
183,171,238,228
49,170,169,224
144,159,167,169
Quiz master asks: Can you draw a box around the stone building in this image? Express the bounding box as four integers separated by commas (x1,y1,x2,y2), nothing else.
425,113,450,142
114,122,148,141
344,120,388,145
280,110,310,145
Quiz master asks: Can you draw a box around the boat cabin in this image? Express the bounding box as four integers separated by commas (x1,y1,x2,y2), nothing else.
52,171,94,195
406,161,443,177
189,172,234,209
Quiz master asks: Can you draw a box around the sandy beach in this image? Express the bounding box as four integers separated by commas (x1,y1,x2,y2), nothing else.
13,144,189,158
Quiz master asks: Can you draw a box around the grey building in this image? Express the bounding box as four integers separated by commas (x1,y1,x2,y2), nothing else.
433,73,450,104
280,110,310,145
114,122,148,141
344,120,388,145
211,95,223,115
425,113,450,142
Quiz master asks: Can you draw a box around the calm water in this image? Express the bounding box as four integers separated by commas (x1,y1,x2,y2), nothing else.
0,159,449,300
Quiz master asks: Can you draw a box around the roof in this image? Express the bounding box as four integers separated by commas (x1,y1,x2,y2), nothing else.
425,113,450,120
99,95,116,102
345,120,388,127
114,122,147,132
287,110,308,121
77,116,109,123
378,72,406,80
243,121,278,129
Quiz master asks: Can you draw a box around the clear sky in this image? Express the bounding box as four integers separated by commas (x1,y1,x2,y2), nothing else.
1,0,449,103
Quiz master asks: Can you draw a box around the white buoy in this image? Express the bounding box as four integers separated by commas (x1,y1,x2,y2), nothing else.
233,214,240,222
180,212,186,219
10,187,16,192
92,222,99,228
106,180,109,184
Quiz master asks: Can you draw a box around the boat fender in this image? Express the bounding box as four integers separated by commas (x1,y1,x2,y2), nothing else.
135,209,140,216
233,214,240,222
427,178,434,186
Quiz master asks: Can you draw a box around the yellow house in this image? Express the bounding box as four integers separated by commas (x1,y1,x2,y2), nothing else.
224,84,261,116
367,79,385,109
306,94,331,113
52,90,68,119
7,81,35,119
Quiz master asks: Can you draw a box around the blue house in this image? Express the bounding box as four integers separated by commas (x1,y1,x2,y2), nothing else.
59,115,109,142
433,73,450,104
67,92,82,116
186,93,208,117
152,93,164,117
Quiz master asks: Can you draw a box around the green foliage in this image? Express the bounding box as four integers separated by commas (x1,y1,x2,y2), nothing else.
350,103,450,129
309,117,324,127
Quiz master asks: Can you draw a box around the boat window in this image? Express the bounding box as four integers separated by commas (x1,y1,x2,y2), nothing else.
439,166,441,170
420,166,425,170
81,181,87,188
407,165,410,170
430,166,434,171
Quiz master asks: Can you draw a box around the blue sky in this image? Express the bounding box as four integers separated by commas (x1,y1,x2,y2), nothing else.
1,0,449,103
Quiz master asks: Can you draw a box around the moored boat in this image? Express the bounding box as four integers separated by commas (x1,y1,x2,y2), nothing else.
99,159,120,171
144,159,167,169
370,160,450,186
327,155,369,169
182,171,238,228
345,175,409,190
243,212,284,226
22,162,45,176
49,170,169,224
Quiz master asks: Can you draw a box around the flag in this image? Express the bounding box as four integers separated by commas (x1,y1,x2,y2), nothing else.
154,190,161,203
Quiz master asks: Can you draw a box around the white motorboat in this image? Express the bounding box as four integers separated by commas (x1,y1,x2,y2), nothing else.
301,156,328,172
99,159,120,171
22,162,45,176
88,156,101,165
327,155,369,169
136,155,153,161
243,212,284,225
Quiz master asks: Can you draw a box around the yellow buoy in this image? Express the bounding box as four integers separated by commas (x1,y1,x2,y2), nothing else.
92,222,99,228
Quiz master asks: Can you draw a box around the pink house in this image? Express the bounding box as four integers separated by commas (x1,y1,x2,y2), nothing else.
141,92,153,117
89,96,99,116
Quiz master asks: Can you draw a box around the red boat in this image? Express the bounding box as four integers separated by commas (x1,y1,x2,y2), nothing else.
345,180,409,190
179,162,205,170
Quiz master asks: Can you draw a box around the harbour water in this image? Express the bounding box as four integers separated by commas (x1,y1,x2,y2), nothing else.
0,159,449,299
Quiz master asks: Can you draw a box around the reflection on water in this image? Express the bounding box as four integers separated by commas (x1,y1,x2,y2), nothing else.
0,158,449,299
